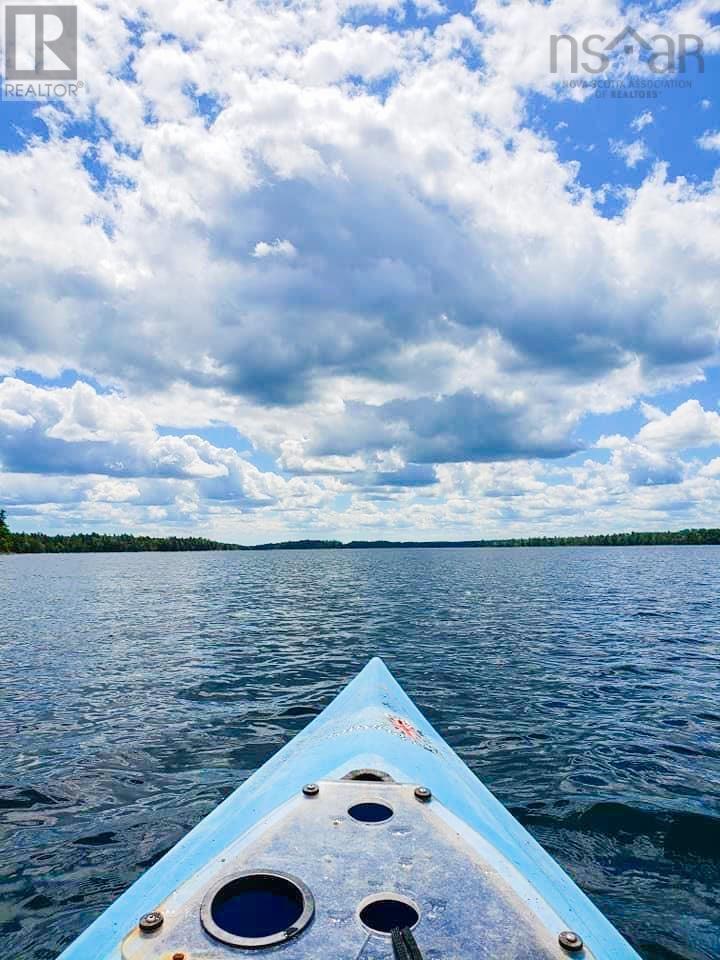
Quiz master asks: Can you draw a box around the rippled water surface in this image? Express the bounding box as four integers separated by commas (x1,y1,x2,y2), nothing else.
2,547,719,960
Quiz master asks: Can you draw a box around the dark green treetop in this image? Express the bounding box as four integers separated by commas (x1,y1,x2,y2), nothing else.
0,509,11,553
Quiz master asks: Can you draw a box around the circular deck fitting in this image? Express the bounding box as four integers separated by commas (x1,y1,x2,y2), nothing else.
138,911,163,933
342,769,393,782
348,801,394,824
414,786,432,803
358,894,420,935
559,930,584,952
302,783,319,797
200,871,314,949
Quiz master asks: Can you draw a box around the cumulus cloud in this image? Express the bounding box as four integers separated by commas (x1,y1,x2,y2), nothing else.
0,378,221,479
252,239,298,259
634,399,720,452
85,479,141,502
597,436,685,487
596,400,720,490
3,380,720,540
0,379,334,513
309,391,580,463
697,130,720,151
631,112,654,132
609,138,648,168
1,0,720,538
0,0,718,407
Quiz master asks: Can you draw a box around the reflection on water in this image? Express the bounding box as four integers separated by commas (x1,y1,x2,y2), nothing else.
1,547,719,959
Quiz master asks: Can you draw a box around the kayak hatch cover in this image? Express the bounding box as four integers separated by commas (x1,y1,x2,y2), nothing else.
56,657,642,960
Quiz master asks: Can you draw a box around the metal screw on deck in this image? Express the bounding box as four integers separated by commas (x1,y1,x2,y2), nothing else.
139,910,164,932
414,786,432,802
302,783,319,797
558,930,584,951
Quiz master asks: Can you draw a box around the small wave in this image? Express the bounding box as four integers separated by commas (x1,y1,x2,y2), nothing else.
73,831,118,848
519,801,720,861
0,787,64,811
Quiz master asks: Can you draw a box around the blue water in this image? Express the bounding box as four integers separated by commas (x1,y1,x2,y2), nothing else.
1,547,719,960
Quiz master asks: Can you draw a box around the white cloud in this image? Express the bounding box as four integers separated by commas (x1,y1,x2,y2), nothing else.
631,111,654,132
5,386,720,541
0,0,717,419
596,435,686,487
699,457,720,478
594,400,720,492
609,138,648,168
697,130,720,151
635,399,720,452
252,239,298,259
85,479,141,502
0,378,335,512
598,400,720,459
638,401,666,422
1,0,720,538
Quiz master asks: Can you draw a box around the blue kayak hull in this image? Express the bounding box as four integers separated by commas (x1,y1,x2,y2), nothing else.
57,657,642,959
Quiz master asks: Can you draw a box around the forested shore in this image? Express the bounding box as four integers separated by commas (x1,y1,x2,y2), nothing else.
0,511,243,553
1,510,719,553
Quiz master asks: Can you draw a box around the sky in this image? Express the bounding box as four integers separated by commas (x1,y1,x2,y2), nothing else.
0,0,719,543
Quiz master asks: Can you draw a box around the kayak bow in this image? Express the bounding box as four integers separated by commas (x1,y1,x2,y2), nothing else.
58,657,641,960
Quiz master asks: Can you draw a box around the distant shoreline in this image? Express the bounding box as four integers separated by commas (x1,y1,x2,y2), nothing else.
2,523,720,554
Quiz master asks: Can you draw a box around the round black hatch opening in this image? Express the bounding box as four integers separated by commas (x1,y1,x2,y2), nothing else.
200,871,314,948
359,895,420,934
343,769,393,782
348,801,394,823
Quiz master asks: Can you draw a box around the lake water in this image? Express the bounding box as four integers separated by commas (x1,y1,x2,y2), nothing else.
1,547,719,960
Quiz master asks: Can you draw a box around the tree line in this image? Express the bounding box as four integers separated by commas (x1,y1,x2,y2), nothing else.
0,512,244,553
341,530,720,548
1,509,719,553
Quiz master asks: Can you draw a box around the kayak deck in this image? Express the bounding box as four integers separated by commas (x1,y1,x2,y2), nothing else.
57,658,640,960
121,778,571,960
